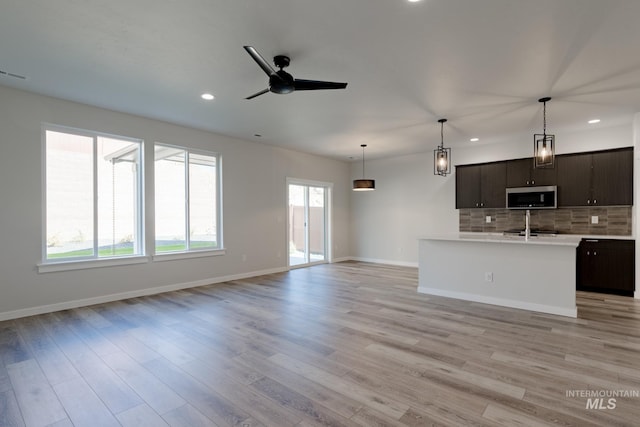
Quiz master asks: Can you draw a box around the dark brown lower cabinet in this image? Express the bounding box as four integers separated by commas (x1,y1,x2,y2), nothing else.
577,239,635,296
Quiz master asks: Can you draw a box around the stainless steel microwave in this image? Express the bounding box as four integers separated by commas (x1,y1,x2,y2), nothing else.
506,186,557,209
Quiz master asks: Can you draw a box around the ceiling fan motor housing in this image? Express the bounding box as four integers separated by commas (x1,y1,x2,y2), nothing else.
270,70,295,94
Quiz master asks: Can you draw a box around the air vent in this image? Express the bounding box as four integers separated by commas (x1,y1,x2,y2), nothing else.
0,69,27,80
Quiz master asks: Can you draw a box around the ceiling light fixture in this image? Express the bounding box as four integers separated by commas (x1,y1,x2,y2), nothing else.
534,97,554,169
353,144,375,191
434,119,451,176
201,93,215,101
470,137,479,142
588,119,601,124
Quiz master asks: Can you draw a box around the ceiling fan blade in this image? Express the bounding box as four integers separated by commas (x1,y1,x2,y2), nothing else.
245,88,270,100
293,79,348,91
243,46,277,77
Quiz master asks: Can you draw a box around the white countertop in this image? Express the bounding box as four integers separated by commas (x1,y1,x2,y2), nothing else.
419,233,582,247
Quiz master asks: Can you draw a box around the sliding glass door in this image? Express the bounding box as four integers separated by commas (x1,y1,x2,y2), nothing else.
288,180,329,267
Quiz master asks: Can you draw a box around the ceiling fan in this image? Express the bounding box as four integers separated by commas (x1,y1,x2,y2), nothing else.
243,46,348,100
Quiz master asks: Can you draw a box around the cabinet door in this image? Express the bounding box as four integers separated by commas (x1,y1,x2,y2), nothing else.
577,241,611,290
557,152,592,206
455,165,481,208
577,240,635,294
530,163,557,186
480,162,507,208
591,148,633,206
576,242,596,288
506,158,531,187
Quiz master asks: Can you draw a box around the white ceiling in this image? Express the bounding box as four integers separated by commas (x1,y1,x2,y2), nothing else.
2,0,640,160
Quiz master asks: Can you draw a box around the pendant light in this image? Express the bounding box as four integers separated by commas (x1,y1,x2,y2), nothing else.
353,144,375,191
434,118,451,176
534,97,555,168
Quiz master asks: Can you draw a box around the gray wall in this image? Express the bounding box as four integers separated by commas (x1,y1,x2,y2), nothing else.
0,85,351,318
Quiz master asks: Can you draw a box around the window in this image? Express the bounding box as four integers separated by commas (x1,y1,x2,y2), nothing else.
154,144,221,253
44,125,143,262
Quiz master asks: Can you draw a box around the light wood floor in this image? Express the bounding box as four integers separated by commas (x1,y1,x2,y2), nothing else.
1,261,639,426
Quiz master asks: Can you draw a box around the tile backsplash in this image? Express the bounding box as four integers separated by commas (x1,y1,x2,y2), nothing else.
459,206,632,235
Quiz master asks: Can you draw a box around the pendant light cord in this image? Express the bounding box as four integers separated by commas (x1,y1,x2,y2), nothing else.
437,118,447,149
543,100,547,138
538,96,551,138
361,144,366,178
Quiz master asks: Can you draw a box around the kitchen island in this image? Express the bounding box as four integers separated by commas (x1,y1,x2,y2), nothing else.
418,234,581,317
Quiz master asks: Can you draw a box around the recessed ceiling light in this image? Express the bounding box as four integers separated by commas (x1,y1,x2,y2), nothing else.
407,0,422,2
588,119,601,124
201,93,215,101
470,138,479,142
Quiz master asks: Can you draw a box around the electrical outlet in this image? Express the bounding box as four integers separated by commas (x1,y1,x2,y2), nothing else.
591,215,599,224
484,272,494,282
485,215,492,223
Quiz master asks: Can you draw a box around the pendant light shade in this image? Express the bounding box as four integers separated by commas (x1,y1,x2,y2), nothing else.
434,119,451,176
353,144,375,191
534,97,555,168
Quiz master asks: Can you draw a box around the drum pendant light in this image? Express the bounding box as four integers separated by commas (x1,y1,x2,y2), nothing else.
534,97,555,168
353,144,375,191
434,119,451,176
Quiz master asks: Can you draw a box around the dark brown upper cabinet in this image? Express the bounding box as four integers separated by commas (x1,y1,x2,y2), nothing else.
506,157,557,187
592,148,633,206
456,161,506,209
556,152,592,206
557,147,633,207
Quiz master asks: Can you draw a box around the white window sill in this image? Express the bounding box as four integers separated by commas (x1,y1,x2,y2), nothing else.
152,248,226,262
37,248,226,273
38,255,150,273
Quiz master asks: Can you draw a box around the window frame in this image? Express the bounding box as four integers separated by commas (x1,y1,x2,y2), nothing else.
39,123,146,270
153,143,224,261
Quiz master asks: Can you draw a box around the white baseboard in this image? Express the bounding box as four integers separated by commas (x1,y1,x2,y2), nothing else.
418,286,578,318
349,257,418,268
0,267,289,322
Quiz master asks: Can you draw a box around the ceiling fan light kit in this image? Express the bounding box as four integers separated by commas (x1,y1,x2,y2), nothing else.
353,144,375,191
534,96,555,169
243,46,348,100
